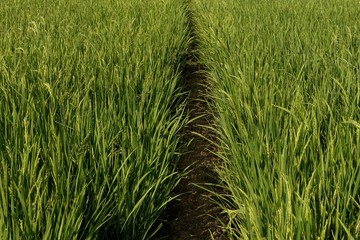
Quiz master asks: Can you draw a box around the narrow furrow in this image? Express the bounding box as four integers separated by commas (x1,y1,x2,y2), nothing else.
158,2,227,239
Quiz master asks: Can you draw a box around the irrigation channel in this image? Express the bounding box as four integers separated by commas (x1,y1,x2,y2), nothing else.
158,3,228,240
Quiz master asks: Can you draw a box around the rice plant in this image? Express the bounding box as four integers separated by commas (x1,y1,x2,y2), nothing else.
0,0,190,239
192,0,360,238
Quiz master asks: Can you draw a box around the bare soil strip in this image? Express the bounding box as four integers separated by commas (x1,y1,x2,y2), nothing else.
157,3,228,239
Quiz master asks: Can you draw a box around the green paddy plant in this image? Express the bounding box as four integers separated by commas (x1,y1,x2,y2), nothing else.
192,0,360,239
0,0,190,239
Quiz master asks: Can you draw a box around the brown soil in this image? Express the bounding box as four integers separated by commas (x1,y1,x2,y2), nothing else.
156,3,228,239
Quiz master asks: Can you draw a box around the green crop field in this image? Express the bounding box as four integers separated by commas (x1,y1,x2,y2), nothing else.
0,0,189,239
192,0,360,239
1,0,360,239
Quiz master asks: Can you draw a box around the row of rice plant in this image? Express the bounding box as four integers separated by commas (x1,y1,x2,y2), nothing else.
191,0,360,238
0,0,190,238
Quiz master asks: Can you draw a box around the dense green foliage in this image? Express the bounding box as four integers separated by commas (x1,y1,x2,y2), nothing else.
192,0,360,239
0,0,189,239
2,0,360,238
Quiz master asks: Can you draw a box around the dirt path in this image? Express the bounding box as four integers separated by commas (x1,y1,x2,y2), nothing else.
157,3,228,239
